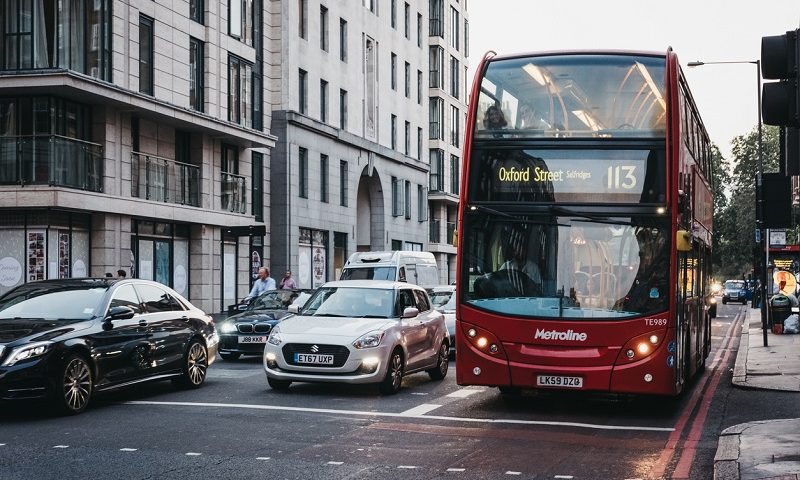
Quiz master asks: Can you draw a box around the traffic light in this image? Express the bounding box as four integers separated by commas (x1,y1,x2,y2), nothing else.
782,126,800,175
761,29,800,127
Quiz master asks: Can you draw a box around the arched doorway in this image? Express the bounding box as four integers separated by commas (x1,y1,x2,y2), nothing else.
356,167,385,251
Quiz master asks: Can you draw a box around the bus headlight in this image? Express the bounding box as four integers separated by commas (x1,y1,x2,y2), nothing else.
460,322,506,359
620,330,663,363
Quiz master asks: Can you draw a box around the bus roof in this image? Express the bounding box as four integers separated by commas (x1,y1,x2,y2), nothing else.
484,49,668,63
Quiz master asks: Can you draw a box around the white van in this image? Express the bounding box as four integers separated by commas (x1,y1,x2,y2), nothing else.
339,251,439,288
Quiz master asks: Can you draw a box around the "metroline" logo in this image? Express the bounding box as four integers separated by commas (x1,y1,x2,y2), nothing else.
534,328,588,341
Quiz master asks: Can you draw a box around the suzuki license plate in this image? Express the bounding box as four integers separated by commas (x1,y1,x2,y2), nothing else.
536,375,583,388
295,353,334,365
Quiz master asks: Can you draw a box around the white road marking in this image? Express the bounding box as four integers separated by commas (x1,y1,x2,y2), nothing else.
119,448,138,452
327,461,343,465
398,465,417,469
410,392,429,396
0,444,5,447
53,445,69,449
447,468,466,472
186,452,202,456
400,403,442,416
505,472,521,476
124,401,674,432
446,388,483,398
256,457,270,460
554,476,574,479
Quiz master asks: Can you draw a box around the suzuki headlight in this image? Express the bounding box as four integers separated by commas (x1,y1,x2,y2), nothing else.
267,326,283,346
1,341,53,367
220,322,237,334
353,330,385,349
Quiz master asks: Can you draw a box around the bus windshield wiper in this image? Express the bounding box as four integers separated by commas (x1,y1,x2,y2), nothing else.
548,205,610,222
468,205,516,219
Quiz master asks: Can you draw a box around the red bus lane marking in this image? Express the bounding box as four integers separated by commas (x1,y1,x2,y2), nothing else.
649,311,741,479
670,313,740,479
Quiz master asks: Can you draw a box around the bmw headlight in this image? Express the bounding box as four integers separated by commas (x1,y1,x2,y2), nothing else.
267,326,282,346
353,330,385,349
1,341,53,367
219,322,237,334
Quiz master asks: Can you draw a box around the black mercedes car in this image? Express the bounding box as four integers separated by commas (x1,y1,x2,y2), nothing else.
0,278,218,414
217,289,313,360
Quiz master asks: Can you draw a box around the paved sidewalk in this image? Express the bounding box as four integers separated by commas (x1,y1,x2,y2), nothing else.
714,307,800,480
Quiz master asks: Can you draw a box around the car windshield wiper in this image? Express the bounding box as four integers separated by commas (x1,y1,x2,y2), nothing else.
356,315,388,319
312,313,348,317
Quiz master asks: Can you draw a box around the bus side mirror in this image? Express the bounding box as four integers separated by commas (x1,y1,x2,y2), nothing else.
676,230,692,251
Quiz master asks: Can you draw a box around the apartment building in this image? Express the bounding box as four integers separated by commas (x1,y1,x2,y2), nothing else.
0,0,274,312
269,0,431,287
427,0,468,284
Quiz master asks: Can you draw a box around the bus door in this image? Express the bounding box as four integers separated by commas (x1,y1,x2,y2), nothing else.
677,244,701,387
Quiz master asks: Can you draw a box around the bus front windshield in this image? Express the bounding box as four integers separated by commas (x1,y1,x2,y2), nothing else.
461,212,670,319
475,54,666,139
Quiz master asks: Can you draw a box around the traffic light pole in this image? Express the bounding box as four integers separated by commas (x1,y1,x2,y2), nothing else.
757,59,769,347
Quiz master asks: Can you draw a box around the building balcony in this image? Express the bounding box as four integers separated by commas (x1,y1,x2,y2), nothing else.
0,135,103,192
131,152,200,207
221,172,247,214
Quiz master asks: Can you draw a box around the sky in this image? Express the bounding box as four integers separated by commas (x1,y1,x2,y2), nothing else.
466,0,800,161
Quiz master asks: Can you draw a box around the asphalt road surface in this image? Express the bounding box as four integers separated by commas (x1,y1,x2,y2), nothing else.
1,301,787,480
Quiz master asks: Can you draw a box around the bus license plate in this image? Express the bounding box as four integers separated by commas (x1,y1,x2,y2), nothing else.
536,375,583,388
238,335,267,343
295,353,335,365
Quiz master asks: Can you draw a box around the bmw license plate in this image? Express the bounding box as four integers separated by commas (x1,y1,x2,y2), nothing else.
295,353,334,365
238,335,267,343
536,375,583,388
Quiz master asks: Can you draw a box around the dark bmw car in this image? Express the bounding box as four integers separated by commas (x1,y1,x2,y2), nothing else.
0,278,218,414
217,289,313,360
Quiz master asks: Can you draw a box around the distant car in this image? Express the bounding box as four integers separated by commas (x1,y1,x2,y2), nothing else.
263,280,449,394
0,279,217,414
428,285,456,355
217,289,314,360
722,280,748,305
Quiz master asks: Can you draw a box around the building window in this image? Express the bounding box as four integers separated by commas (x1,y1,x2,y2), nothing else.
339,18,348,61
298,228,328,289
417,13,422,48
465,20,469,58
429,0,443,37
367,0,376,14
320,79,328,123
191,0,204,24
418,185,428,221
429,46,444,89
404,180,411,219
391,114,397,150
0,0,112,80
229,0,254,46
252,151,263,221
391,0,397,29
299,68,308,114
189,37,204,112
228,55,253,127
391,176,402,217
429,149,444,191
365,37,376,139
417,127,422,159
139,15,154,95
429,97,444,140
339,89,348,130
320,154,329,203
450,56,460,99
391,239,403,250
404,62,410,98
299,147,308,198
320,5,328,51
391,53,397,90
404,2,410,39
450,6,459,51
339,160,348,207
450,154,460,195
417,70,423,104
299,0,307,39
451,105,460,147
404,121,410,156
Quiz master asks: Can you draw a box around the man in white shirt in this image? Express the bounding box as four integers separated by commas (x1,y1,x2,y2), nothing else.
247,267,276,299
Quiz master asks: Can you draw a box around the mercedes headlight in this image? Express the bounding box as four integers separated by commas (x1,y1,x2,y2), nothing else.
353,330,385,349
219,322,237,334
267,326,283,346
1,341,53,367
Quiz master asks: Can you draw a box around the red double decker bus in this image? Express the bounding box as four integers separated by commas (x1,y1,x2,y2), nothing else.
455,49,714,396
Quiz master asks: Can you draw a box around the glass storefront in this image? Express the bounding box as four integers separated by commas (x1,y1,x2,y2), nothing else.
298,228,328,289
133,220,190,297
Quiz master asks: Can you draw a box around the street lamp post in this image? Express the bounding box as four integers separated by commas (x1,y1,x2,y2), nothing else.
687,60,767,347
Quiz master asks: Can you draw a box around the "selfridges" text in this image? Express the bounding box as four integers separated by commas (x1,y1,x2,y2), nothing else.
534,329,588,341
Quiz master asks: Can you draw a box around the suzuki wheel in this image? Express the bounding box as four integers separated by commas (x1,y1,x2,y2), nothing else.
379,349,404,395
427,341,449,380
